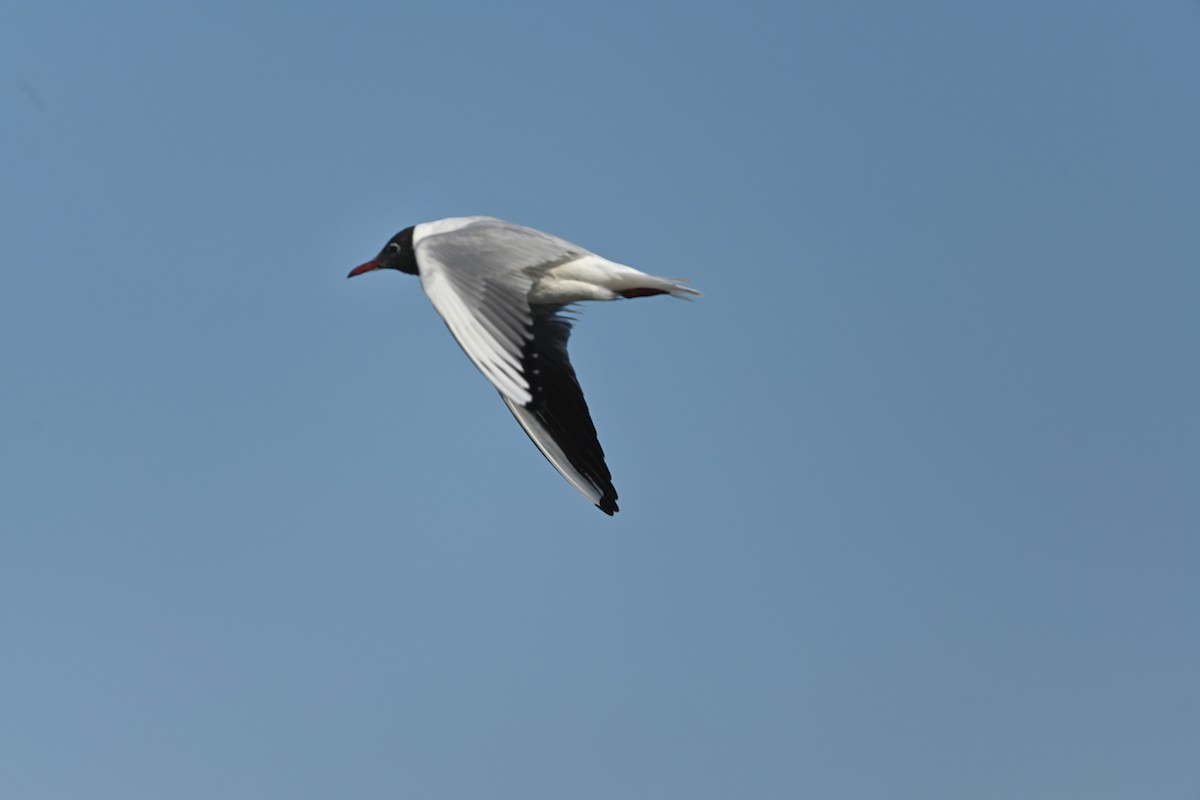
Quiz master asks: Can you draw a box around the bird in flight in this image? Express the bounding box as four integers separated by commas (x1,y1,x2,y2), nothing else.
348,216,701,515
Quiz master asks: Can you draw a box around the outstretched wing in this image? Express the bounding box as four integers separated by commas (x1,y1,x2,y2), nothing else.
416,218,583,407
500,313,618,515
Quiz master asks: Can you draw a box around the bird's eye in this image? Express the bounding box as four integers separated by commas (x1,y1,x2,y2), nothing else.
386,242,401,254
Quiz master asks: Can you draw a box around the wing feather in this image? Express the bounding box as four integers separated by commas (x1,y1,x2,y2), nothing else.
501,314,618,515
417,218,584,407
415,218,617,513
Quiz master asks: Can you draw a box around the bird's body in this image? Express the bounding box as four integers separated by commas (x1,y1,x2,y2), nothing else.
348,216,700,515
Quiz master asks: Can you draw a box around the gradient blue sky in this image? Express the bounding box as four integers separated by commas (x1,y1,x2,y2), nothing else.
3,1,1198,798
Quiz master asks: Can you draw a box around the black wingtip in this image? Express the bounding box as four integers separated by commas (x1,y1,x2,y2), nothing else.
597,496,619,516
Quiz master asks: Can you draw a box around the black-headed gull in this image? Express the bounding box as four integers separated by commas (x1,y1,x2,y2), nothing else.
348,216,701,515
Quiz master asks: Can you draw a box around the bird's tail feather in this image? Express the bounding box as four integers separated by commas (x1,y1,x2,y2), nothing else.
618,274,702,300
661,277,703,299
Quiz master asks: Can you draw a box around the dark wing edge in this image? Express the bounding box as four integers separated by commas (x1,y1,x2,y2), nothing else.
499,314,619,515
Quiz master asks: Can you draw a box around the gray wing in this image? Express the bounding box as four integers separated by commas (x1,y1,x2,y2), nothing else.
417,218,583,406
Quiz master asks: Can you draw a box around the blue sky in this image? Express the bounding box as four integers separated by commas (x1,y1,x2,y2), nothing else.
2,1,1198,797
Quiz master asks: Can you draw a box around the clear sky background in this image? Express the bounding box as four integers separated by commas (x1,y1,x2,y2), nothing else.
3,1,1198,798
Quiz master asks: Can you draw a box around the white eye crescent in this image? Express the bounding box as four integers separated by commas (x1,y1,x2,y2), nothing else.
386,242,401,254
